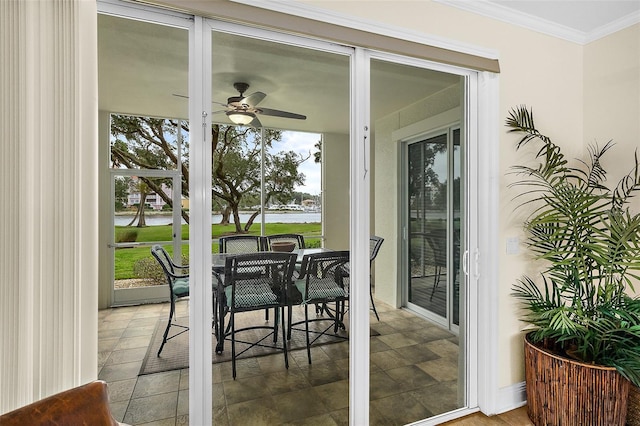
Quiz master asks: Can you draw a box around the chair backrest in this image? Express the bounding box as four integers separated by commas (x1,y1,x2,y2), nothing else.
0,381,120,426
151,244,189,297
266,233,305,250
298,251,350,302
369,236,384,264
224,252,297,309
426,230,447,267
219,235,265,253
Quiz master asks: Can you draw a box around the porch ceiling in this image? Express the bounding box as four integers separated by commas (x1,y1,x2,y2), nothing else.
98,14,460,134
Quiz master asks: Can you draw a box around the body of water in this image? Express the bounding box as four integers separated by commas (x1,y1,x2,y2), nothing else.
114,212,321,226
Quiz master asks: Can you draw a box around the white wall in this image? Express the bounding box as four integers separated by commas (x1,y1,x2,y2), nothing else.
323,132,351,250
584,23,640,296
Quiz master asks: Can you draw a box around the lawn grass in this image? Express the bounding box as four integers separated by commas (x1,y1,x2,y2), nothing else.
114,222,321,280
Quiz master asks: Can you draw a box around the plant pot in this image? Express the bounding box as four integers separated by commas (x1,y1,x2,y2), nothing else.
629,385,640,426
524,333,630,426
270,241,295,252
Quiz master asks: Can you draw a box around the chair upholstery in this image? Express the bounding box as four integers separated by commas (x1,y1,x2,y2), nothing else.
219,235,265,253
0,380,126,426
151,244,190,356
369,236,384,320
218,251,297,378
266,233,305,250
291,250,350,364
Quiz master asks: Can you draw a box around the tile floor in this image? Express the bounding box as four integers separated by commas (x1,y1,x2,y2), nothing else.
98,301,531,425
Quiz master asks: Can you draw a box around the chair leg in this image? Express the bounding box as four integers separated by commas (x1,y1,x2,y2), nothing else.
304,304,312,364
370,285,380,321
157,298,175,356
231,313,237,379
280,306,289,370
430,266,442,301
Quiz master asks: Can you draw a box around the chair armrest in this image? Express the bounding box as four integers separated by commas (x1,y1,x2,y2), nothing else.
0,380,127,426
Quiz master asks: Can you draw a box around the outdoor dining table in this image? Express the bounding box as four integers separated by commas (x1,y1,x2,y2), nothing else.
211,247,332,353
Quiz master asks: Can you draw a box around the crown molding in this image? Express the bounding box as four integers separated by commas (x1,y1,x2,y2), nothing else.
585,10,640,44
435,0,640,45
229,0,499,60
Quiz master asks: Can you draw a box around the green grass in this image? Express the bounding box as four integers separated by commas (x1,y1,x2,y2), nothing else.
114,222,321,280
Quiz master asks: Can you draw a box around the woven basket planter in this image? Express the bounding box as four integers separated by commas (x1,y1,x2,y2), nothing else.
524,333,630,426
629,385,640,426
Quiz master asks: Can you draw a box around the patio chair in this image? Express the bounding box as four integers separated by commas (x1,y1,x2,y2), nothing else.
369,236,384,321
150,245,189,356
426,230,447,301
291,250,350,364
219,234,266,253
266,233,305,250
218,251,297,378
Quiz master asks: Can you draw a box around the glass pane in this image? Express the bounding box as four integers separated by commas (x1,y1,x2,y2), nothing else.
210,30,351,424
370,58,465,422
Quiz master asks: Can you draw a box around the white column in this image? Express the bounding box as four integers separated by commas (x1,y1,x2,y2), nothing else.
0,0,98,413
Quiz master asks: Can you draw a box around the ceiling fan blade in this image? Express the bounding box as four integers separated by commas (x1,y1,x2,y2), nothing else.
249,116,263,128
257,107,306,120
173,93,229,108
241,91,266,107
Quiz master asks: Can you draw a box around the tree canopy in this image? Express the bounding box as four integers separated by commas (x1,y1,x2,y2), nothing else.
110,114,311,232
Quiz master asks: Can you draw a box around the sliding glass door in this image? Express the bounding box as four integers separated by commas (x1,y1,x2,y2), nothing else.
406,127,463,331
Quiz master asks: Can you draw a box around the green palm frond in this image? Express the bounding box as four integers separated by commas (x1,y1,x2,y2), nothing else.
506,105,640,387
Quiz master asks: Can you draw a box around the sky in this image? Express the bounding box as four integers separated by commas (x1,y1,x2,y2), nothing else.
271,131,322,196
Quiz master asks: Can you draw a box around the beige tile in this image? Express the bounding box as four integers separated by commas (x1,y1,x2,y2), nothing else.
106,347,148,365
132,370,181,398
123,392,179,425
226,396,283,425
417,356,458,382
107,378,137,403
223,375,272,405
384,365,438,391
99,360,143,382
370,392,433,425
376,332,419,349
313,379,349,411
277,387,331,423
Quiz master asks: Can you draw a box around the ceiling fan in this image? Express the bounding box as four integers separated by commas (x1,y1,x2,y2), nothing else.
174,82,306,128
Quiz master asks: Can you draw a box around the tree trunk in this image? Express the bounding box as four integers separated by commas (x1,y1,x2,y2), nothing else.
136,192,147,227
220,206,230,225
244,209,261,232
231,205,242,233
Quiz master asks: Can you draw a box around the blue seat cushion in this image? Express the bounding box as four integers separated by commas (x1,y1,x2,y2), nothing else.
295,279,346,302
225,281,277,308
172,278,190,297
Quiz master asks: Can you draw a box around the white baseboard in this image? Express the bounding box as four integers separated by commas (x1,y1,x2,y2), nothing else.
496,381,527,414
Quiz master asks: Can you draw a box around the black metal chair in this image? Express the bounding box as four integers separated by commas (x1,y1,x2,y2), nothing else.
369,236,384,321
217,252,297,378
290,250,350,364
266,233,305,250
219,234,266,253
151,245,190,356
426,230,447,301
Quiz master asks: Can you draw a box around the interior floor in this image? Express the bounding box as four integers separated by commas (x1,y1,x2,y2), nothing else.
98,299,530,425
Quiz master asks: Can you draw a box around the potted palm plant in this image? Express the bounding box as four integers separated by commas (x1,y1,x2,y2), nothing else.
506,105,640,426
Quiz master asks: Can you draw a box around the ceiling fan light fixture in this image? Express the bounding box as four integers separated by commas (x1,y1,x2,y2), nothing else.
226,111,254,125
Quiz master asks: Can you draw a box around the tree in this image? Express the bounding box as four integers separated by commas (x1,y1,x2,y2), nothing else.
110,114,309,232
110,116,189,225
211,125,308,232
114,176,131,211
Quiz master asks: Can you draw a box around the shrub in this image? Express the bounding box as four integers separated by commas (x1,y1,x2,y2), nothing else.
133,253,189,286
116,229,138,243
